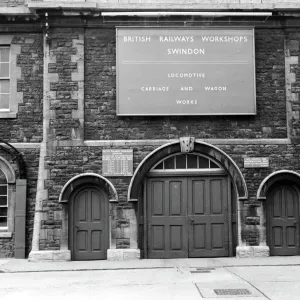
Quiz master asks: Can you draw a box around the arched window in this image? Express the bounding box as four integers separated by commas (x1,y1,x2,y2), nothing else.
149,153,225,176
0,169,7,228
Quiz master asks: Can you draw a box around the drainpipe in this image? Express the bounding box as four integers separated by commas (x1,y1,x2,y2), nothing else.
29,21,50,257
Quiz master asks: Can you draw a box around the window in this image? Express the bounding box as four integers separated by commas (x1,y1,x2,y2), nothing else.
0,35,22,118
0,169,8,228
152,153,222,171
0,47,10,111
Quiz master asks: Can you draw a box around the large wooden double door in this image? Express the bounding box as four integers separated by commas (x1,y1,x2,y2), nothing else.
267,185,300,256
146,176,230,258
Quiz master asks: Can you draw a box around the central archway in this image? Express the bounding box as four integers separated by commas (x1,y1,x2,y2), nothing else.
127,140,247,259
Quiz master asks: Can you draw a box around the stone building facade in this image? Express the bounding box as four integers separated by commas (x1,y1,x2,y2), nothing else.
1,0,300,260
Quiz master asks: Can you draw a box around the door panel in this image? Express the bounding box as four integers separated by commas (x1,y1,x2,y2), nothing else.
72,188,108,260
146,176,229,258
268,185,300,256
147,178,188,258
188,177,229,257
191,180,205,215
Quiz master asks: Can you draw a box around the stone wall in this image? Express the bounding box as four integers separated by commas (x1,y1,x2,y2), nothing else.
0,33,43,143
2,19,300,257
0,147,39,257
85,28,286,140
30,25,300,252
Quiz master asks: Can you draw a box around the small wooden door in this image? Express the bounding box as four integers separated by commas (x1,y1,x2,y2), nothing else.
188,177,229,257
146,176,229,258
267,185,300,256
70,187,108,260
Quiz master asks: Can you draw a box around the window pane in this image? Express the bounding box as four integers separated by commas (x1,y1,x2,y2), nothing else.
154,162,163,169
0,217,7,227
0,170,6,183
0,195,7,206
210,161,220,168
164,157,175,169
187,155,197,168
198,156,209,168
0,207,7,217
0,80,9,93
0,94,9,109
0,48,9,62
0,185,7,195
0,63,9,77
176,155,186,169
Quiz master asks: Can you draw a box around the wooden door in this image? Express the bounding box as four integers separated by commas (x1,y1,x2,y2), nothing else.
146,176,229,258
71,187,108,260
267,185,300,256
147,178,188,258
188,177,229,257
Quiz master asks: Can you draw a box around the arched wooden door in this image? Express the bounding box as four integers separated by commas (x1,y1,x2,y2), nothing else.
69,187,109,260
267,184,300,256
141,153,234,259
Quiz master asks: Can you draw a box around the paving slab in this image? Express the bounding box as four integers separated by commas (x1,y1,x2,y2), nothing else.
1,256,300,273
225,265,300,300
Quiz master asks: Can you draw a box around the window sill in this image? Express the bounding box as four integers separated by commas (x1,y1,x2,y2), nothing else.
0,232,12,238
0,111,16,118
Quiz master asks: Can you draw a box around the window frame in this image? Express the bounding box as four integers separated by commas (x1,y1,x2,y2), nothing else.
0,35,22,119
0,46,10,112
0,169,8,230
0,157,16,238
149,153,226,177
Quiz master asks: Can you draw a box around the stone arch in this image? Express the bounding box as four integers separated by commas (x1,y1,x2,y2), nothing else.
257,170,300,200
0,156,16,183
257,170,300,257
128,140,248,201
59,173,118,203
58,173,119,258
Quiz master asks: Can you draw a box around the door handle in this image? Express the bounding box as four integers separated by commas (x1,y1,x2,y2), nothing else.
190,218,194,225
75,225,79,229
294,221,298,227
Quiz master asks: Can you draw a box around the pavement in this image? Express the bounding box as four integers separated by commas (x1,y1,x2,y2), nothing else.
1,255,300,273
2,257,300,299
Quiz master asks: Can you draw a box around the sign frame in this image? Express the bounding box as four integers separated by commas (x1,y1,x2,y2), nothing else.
244,157,269,168
102,149,133,177
116,26,256,116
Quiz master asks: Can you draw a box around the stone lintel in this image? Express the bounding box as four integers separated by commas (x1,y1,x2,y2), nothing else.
84,138,290,147
28,2,97,10
0,232,12,238
0,7,32,15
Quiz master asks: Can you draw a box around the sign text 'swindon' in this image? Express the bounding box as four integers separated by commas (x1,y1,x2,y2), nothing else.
167,48,205,55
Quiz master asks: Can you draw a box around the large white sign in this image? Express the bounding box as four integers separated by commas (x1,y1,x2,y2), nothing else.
117,27,256,116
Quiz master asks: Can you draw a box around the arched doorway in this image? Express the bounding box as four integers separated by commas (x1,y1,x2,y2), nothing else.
257,170,300,256
59,173,119,261
266,182,300,256
69,186,109,260
139,153,237,258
